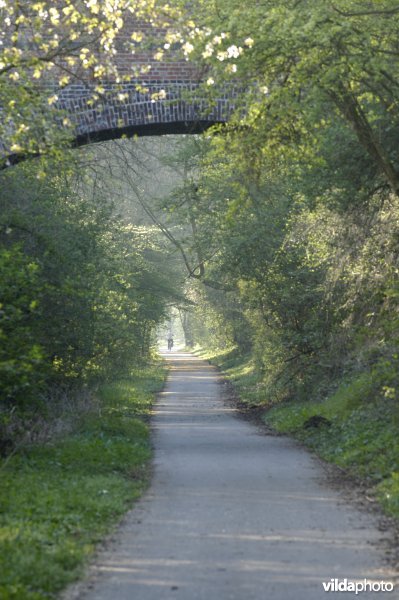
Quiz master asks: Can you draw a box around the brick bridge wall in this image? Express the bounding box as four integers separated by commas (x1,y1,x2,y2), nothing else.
61,80,233,146
57,19,234,146
1,17,237,164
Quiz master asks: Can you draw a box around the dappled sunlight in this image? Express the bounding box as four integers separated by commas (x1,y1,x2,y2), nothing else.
159,350,192,358
199,530,375,550
172,375,216,380
92,547,392,592
145,488,340,502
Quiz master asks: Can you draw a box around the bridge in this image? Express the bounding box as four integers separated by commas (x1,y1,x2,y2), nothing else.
1,12,238,166
55,18,235,147
64,79,232,147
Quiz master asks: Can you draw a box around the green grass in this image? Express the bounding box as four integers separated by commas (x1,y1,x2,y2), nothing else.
202,347,399,521
0,362,167,600
266,386,399,519
198,346,265,407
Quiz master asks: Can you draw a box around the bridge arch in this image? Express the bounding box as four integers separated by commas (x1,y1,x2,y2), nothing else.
1,14,237,164
64,81,231,147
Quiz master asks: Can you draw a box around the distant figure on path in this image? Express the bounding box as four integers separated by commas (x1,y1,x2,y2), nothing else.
167,335,174,351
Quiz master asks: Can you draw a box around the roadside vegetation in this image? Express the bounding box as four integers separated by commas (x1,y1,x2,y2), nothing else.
0,364,166,600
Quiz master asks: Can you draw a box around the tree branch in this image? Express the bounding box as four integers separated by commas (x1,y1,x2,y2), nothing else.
332,5,399,17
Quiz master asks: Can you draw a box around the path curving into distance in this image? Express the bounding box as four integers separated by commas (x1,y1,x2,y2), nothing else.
72,351,396,600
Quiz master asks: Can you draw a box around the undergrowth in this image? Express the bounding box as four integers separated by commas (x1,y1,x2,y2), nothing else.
0,362,166,600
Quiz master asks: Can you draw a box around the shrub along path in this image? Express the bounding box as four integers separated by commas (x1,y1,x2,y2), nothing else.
69,352,397,600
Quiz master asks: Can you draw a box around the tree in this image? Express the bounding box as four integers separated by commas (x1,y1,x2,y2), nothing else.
178,0,399,196
0,0,177,164
0,152,185,408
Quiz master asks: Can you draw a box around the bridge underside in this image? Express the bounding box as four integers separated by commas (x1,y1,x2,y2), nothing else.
61,81,232,147
75,119,219,146
1,81,234,166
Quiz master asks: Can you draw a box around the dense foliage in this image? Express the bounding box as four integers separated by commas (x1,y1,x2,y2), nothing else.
151,0,399,408
149,130,398,404
0,157,181,431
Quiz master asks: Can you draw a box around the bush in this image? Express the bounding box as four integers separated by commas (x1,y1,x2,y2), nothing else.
0,246,46,407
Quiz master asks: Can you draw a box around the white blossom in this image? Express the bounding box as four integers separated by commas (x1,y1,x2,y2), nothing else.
226,45,243,59
202,43,214,58
182,41,194,55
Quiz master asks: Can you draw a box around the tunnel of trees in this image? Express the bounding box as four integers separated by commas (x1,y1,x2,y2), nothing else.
1,2,399,587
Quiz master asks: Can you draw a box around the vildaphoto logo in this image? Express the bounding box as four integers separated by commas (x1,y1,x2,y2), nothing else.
322,579,394,594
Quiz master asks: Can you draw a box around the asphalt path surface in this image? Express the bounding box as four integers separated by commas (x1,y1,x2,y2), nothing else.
72,351,397,599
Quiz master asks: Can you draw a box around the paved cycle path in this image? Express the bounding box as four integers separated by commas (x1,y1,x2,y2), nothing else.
74,352,396,599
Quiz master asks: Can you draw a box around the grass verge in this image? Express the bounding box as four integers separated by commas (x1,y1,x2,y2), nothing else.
200,346,399,521
0,362,167,600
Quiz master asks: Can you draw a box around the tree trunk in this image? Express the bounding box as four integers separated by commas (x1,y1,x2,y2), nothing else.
330,86,399,197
